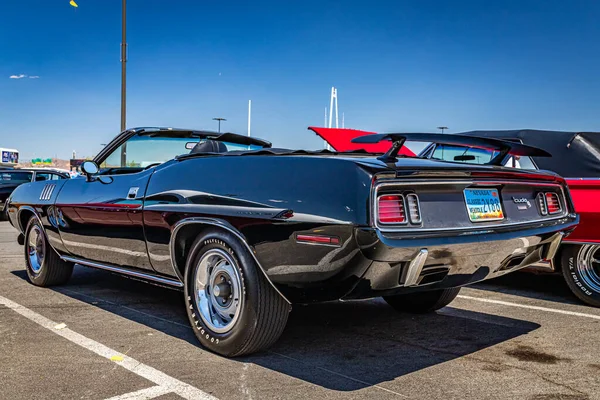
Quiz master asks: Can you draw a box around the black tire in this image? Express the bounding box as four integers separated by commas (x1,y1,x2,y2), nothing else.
184,229,290,357
383,287,461,314
24,217,73,286
560,244,600,307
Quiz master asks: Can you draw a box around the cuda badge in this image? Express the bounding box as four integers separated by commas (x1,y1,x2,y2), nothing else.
512,196,531,209
40,184,56,201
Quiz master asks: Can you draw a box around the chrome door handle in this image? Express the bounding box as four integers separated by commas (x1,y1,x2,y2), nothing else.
127,187,139,199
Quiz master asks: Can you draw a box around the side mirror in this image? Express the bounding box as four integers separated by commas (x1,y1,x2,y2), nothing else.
81,161,99,181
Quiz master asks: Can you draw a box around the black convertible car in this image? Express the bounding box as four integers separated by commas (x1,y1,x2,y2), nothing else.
6,127,578,356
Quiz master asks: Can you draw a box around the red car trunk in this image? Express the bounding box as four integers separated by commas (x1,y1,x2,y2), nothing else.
308,127,416,157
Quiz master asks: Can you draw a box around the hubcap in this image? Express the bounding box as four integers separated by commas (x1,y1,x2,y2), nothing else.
576,245,600,293
27,225,45,274
193,248,242,334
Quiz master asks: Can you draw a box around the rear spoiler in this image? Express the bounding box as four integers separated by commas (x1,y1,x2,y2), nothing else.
351,133,551,163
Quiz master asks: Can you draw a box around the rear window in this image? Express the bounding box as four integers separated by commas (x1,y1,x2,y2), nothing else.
0,171,32,183
430,144,537,170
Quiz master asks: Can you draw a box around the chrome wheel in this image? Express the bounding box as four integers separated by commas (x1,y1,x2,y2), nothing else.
193,248,243,334
576,245,600,293
27,225,45,274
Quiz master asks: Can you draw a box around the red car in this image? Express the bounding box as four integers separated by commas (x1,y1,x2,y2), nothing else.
311,127,600,307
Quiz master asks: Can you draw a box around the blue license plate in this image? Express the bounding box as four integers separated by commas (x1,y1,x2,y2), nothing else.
463,188,504,222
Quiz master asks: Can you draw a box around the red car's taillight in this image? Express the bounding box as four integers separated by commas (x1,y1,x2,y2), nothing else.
545,192,562,215
378,195,406,224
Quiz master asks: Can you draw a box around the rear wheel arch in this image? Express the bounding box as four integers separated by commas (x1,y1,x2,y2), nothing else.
170,218,290,305
183,229,290,356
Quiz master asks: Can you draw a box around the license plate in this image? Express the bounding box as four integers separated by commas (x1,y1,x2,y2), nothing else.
463,188,504,222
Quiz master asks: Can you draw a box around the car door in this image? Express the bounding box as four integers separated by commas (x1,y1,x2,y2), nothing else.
55,170,154,270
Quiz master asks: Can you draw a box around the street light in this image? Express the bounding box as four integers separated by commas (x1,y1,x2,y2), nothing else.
120,0,127,132
213,117,226,133
437,126,448,134
119,0,127,167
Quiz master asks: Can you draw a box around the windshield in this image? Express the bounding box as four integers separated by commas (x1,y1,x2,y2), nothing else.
0,171,32,184
432,145,499,164
430,144,537,169
101,135,263,169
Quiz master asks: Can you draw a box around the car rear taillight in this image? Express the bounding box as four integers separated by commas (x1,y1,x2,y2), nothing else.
545,192,562,215
378,195,406,224
537,192,562,216
537,193,547,215
406,194,422,224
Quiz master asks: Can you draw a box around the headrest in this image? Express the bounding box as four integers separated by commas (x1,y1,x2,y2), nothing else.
190,140,228,154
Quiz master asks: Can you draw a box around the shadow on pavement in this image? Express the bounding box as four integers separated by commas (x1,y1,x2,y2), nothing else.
12,266,540,392
473,271,583,306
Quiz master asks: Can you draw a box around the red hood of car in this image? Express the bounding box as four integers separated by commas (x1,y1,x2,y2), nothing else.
308,127,416,157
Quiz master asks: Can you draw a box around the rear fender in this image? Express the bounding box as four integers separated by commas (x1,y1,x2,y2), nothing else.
169,217,291,305
564,179,600,244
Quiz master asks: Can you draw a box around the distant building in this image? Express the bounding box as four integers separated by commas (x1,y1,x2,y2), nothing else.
0,148,19,168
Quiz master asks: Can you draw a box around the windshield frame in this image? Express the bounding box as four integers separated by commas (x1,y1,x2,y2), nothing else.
94,128,271,167
95,129,267,174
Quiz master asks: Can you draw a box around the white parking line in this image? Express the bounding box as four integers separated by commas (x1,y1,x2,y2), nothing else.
62,287,409,397
103,386,171,400
458,295,600,321
0,295,218,400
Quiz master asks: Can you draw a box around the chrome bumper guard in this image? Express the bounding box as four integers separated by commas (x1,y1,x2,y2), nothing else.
401,231,564,287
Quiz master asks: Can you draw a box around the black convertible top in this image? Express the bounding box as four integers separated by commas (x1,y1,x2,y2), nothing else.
462,130,600,177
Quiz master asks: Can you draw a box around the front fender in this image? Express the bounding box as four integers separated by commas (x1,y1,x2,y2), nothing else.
7,180,69,253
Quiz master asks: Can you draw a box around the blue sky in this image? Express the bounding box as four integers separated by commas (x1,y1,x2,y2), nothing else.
1,0,600,159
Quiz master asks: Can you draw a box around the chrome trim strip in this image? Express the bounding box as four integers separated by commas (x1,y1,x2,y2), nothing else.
40,184,56,201
169,217,291,305
403,249,428,286
563,240,600,245
372,179,569,233
61,256,184,288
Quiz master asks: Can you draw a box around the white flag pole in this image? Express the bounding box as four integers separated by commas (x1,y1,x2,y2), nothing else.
247,100,252,137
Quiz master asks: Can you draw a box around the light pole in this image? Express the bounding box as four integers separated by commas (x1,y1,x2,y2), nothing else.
119,0,127,167
437,126,448,134
213,117,226,133
120,0,127,132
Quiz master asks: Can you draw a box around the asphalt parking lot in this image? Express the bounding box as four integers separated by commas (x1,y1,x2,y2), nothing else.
1,221,599,400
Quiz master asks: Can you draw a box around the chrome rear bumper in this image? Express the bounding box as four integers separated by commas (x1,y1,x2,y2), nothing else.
344,225,572,299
